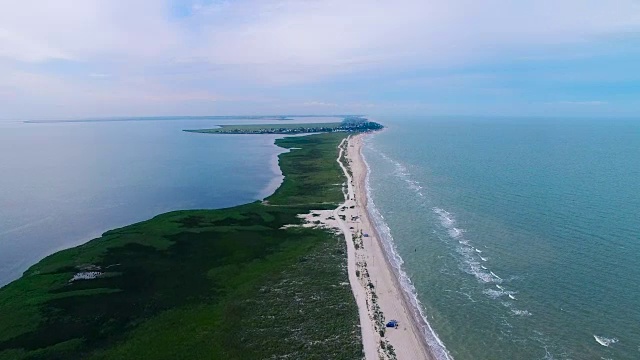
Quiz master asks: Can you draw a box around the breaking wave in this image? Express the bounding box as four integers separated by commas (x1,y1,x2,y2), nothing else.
373,148,426,198
363,139,454,360
593,335,618,347
368,141,521,308
511,309,533,317
432,207,505,288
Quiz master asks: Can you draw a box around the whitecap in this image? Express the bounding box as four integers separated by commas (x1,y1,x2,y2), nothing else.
432,207,456,228
593,335,618,347
483,289,505,299
490,271,503,281
363,145,454,360
511,309,532,316
448,227,463,238
373,147,427,197
483,288,517,300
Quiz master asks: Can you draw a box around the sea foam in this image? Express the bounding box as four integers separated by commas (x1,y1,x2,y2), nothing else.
432,207,503,285
374,148,427,199
593,335,618,347
511,309,532,317
431,205,529,311
366,138,528,357
363,139,454,360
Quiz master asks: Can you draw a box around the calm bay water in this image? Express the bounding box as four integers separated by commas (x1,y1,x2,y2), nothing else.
364,117,640,359
0,117,337,287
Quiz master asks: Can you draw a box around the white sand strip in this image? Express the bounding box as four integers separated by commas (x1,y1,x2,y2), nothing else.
344,134,436,360
298,135,436,359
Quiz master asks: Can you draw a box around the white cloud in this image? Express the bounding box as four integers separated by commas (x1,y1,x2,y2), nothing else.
3,0,638,69
0,28,72,62
1,0,639,117
181,0,640,78
0,0,180,62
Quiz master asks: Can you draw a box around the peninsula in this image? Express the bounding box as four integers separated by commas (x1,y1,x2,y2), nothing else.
0,133,361,359
0,121,436,359
185,117,383,135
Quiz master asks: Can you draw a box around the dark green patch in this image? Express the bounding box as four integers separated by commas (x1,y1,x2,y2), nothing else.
268,133,347,206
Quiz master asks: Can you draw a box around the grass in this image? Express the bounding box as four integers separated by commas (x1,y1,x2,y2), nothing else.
268,133,347,206
0,132,360,359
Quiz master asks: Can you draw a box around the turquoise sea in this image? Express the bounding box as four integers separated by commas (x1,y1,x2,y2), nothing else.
363,117,640,359
0,117,337,287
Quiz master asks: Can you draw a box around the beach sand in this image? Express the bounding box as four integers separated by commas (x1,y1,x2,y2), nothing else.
298,134,437,359
348,134,436,360
335,134,436,359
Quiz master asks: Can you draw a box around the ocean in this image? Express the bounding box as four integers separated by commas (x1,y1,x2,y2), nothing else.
0,117,338,287
363,117,640,360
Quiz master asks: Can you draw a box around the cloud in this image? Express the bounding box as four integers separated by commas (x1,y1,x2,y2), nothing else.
0,28,72,62
4,1,639,70
1,0,639,118
179,0,640,79
0,0,180,63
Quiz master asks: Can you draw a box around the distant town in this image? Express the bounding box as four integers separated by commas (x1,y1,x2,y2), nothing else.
185,117,384,135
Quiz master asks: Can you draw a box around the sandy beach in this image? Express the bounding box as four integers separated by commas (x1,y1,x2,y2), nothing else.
336,134,437,359
298,133,437,359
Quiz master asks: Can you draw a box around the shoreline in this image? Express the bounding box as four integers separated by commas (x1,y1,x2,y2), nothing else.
258,136,288,200
337,133,438,359
356,133,453,360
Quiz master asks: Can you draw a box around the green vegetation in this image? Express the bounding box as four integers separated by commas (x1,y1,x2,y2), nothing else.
268,133,347,206
185,117,383,135
0,133,362,359
187,122,341,134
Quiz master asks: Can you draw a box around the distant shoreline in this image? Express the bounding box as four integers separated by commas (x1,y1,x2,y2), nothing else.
23,116,294,124
22,115,362,124
185,117,383,135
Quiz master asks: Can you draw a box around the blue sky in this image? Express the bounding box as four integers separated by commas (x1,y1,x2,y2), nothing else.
1,0,640,119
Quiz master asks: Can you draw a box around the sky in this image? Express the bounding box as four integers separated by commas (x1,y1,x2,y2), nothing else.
1,0,640,119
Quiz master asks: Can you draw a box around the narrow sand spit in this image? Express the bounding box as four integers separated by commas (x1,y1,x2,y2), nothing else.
299,135,435,360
